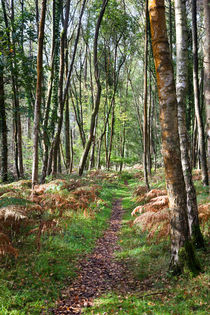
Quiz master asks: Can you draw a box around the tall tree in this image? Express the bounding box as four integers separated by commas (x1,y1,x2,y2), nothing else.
143,0,150,190
32,0,47,188
1,0,23,178
0,56,7,182
148,0,200,274
175,0,204,248
79,0,109,176
192,0,209,186
203,0,210,173
50,0,87,177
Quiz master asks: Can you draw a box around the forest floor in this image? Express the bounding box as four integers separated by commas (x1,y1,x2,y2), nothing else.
52,199,141,314
0,169,209,314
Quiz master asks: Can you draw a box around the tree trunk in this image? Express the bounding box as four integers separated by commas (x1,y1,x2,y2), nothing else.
52,0,86,176
64,36,71,172
0,58,7,182
70,129,74,173
203,0,210,174
79,0,109,176
65,96,71,171
41,0,61,183
10,0,24,178
52,0,71,176
143,0,150,190
192,0,209,186
175,0,204,248
32,0,47,188
107,105,115,170
119,124,126,173
149,0,200,274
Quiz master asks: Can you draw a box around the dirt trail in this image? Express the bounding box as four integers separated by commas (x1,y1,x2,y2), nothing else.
51,199,140,314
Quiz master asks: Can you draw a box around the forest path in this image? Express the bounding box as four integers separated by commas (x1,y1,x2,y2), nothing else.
52,198,140,314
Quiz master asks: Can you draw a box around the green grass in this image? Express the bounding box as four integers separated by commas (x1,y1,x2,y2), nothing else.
0,170,209,315
0,181,116,314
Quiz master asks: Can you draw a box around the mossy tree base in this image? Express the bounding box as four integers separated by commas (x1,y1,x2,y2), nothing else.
170,240,201,276
192,224,205,249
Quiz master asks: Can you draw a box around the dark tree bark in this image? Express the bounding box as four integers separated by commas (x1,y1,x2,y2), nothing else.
203,0,210,174
32,0,47,188
1,0,23,179
149,0,200,274
0,58,7,182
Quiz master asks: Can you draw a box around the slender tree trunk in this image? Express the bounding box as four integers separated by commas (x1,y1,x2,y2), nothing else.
107,105,115,170
203,0,210,174
147,69,152,175
65,96,71,171
175,0,204,248
149,0,200,274
0,59,7,182
89,116,98,170
119,123,126,173
1,0,22,179
32,0,47,188
41,0,60,183
169,0,173,56
192,0,209,186
97,136,103,170
143,0,150,190
51,0,86,177
70,128,74,173
79,0,109,176
10,0,24,178
64,39,71,171
52,0,71,176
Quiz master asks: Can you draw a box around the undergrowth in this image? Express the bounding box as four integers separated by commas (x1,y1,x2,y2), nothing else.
0,174,117,314
0,169,209,314
83,169,209,315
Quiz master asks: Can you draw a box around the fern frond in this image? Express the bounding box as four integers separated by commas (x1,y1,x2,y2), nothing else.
0,232,18,258
0,205,27,221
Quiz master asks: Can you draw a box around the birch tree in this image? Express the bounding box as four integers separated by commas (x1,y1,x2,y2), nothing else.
175,0,204,248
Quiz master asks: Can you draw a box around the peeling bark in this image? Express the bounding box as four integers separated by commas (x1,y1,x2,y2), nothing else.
175,0,204,248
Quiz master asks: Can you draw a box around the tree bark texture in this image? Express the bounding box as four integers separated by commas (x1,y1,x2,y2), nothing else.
175,0,204,248
32,0,47,188
192,0,209,186
149,0,200,274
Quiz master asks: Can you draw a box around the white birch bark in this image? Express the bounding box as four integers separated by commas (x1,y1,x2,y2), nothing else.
175,0,204,247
